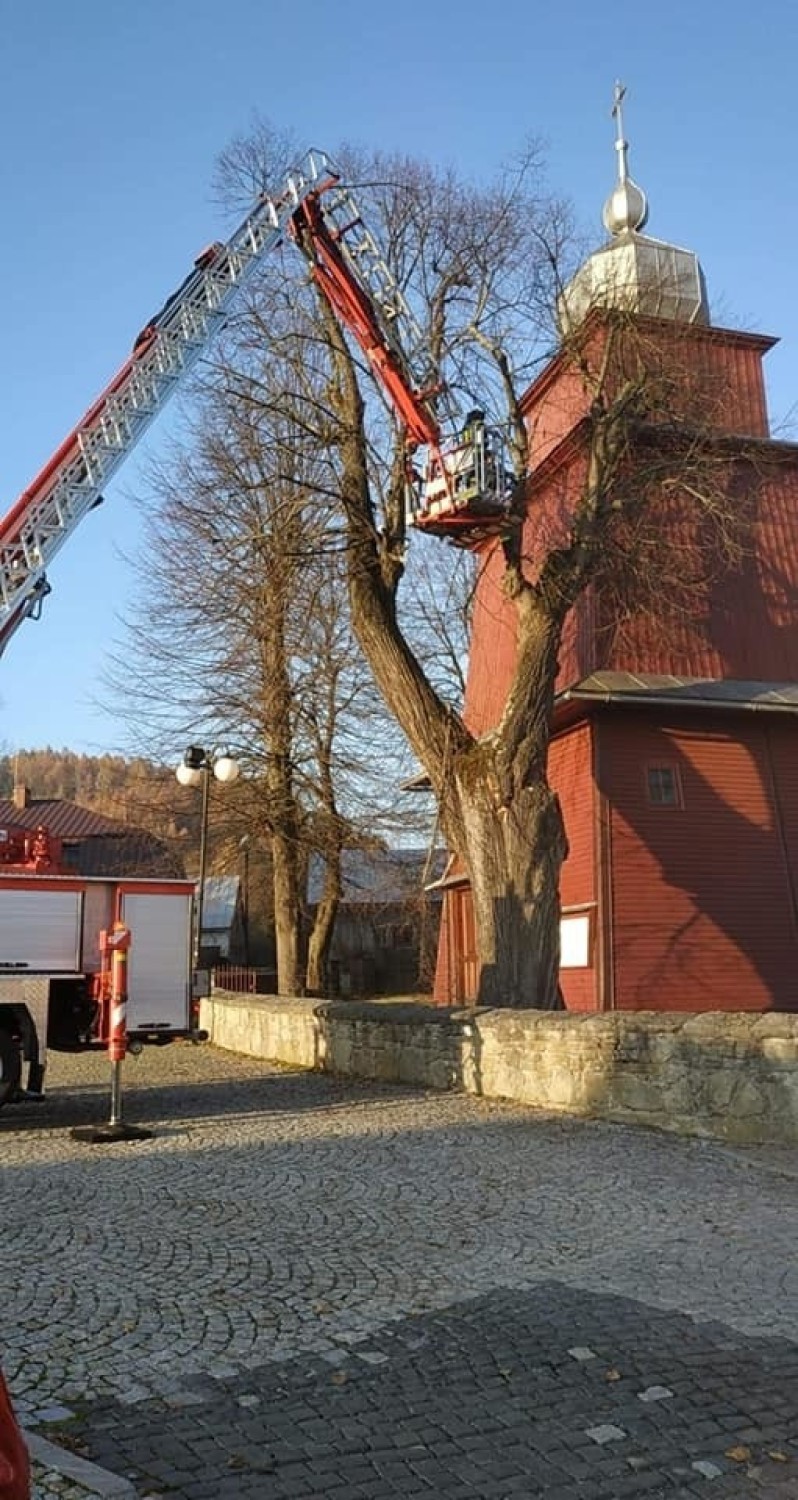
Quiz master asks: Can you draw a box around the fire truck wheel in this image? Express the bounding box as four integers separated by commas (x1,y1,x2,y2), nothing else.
0,1029,21,1109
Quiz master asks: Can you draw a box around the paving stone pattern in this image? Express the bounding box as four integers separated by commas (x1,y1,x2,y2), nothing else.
30,1466,105,1500
3,1044,798,1498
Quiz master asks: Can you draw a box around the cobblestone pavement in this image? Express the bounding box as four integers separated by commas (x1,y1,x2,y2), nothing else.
2,1043,798,1498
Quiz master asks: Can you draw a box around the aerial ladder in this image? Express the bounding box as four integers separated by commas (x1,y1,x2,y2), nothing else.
0,150,511,656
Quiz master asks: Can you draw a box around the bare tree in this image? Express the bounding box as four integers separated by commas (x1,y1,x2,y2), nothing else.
106,326,409,994
201,132,757,1009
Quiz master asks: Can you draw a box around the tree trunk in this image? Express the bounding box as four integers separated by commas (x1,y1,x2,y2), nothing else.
256,561,303,996
305,860,342,996
272,831,300,995
325,305,567,1010
454,771,567,1009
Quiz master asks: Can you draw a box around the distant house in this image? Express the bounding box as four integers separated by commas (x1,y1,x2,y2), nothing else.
306,846,446,996
0,784,183,878
199,874,247,964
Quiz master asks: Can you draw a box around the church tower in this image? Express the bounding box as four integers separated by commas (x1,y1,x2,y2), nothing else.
434,89,798,1013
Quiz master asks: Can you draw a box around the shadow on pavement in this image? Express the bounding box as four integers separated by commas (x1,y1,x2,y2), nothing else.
0,1064,420,1134
64,1281,798,1499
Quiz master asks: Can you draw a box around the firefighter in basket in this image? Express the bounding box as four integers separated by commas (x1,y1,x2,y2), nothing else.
423,409,490,515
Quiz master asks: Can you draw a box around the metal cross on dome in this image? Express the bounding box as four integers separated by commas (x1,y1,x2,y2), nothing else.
611,80,629,184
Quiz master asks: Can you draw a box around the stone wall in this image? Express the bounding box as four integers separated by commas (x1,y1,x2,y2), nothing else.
200,993,798,1145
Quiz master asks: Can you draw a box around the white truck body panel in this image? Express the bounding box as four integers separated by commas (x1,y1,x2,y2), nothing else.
121,890,192,1031
0,888,83,971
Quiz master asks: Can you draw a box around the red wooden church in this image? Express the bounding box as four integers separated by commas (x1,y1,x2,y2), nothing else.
434,98,798,1013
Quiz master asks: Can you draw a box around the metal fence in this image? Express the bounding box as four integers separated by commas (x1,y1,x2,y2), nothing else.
212,965,277,995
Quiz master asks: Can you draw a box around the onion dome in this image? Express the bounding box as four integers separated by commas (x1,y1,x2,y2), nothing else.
558,83,708,333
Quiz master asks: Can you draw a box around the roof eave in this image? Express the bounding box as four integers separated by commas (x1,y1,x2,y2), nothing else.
555,686,798,717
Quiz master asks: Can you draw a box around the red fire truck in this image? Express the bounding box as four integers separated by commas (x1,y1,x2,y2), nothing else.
0,823,194,1109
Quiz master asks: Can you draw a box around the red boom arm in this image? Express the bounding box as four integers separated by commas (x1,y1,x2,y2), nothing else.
292,194,440,451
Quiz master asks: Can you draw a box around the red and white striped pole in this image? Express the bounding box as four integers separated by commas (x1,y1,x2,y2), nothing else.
72,920,151,1143
106,922,131,1121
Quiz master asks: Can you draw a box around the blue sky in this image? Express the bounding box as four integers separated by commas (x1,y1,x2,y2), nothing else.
1,0,797,755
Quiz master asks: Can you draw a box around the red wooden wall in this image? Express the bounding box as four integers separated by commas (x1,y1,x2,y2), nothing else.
592,464,798,683
515,318,798,691
550,724,597,1011
462,545,517,736
522,320,774,468
598,710,798,1011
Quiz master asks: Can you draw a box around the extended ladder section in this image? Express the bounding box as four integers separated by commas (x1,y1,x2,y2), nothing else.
0,149,338,654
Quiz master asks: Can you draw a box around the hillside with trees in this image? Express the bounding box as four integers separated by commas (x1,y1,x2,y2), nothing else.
0,750,191,844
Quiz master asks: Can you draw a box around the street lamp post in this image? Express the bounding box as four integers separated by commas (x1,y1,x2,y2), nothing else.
176,746,240,971
238,834,251,966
